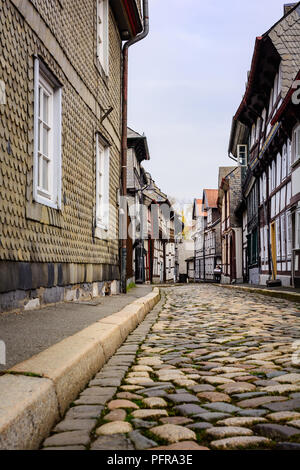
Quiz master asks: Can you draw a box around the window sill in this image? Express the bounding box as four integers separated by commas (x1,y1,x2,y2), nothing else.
35,193,59,210
94,57,109,88
26,201,63,228
95,226,109,240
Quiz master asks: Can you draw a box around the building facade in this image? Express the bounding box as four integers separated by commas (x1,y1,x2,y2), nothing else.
218,166,244,284
126,127,150,285
228,3,300,287
202,189,222,281
0,0,143,312
192,198,207,282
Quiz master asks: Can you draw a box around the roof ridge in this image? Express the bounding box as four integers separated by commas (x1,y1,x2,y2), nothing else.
264,1,300,36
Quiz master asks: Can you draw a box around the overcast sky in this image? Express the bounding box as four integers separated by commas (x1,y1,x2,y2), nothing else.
127,0,290,202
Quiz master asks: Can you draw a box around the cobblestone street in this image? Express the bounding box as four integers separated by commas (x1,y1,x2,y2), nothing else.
42,285,300,451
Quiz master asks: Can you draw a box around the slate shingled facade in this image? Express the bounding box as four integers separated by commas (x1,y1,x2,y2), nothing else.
0,0,142,312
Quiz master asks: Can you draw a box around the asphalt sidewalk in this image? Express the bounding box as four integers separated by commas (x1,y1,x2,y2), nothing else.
0,285,151,372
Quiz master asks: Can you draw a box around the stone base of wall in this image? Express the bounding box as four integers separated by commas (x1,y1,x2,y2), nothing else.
126,277,135,287
0,280,120,314
248,267,260,285
260,274,292,287
221,275,231,285
221,276,244,285
0,261,120,314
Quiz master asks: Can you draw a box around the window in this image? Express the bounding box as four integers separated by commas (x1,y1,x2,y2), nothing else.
282,144,287,180
264,225,268,263
261,108,266,135
259,176,263,205
250,123,256,148
268,88,274,117
287,212,292,258
260,227,264,261
255,117,261,142
276,218,281,260
276,153,281,186
281,213,286,260
263,172,267,201
292,125,300,164
278,64,282,97
271,160,276,192
237,145,247,166
97,0,109,75
297,210,300,250
273,74,279,106
96,135,110,231
287,139,292,174
251,229,258,265
34,58,62,209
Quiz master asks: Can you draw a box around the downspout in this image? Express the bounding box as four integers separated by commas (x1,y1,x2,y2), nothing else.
228,151,238,163
121,0,150,293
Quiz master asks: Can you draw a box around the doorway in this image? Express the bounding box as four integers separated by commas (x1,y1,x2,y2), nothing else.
270,222,277,280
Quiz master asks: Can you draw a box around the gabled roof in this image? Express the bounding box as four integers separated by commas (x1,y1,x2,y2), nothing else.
127,127,150,162
203,189,219,209
110,0,143,40
229,2,300,155
192,199,207,219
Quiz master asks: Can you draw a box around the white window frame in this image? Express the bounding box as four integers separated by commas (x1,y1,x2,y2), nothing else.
33,58,62,209
276,152,281,186
276,217,281,260
97,0,109,76
261,108,266,135
287,138,292,174
268,88,274,118
273,74,279,106
296,209,300,250
95,134,110,232
264,225,268,264
287,212,292,259
281,213,286,260
282,144,287,180
271,160,276,192
263,172,267,201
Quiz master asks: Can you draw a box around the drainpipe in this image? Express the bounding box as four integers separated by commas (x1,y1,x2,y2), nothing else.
120,0,150,293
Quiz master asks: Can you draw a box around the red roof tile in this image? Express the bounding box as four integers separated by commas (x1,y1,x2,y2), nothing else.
195,199,207,217
203,189,219,209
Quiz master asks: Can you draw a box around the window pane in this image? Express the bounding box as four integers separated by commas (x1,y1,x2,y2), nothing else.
43,158,48,191
43,93,49,124
38,154,42,187
43,125,49,155
39,87,42,118
297,129,300,158
38,121,42,152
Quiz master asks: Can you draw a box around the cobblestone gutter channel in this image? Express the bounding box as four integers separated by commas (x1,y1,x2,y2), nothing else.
41,285,300,451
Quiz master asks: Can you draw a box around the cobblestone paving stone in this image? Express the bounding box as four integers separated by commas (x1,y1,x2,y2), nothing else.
42,285,300,451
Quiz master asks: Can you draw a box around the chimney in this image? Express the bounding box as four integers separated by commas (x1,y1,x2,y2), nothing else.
284,3,297,15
